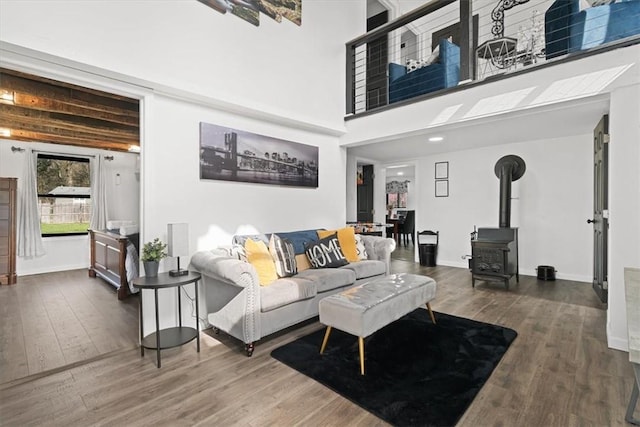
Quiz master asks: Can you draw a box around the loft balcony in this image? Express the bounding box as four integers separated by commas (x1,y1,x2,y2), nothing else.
346,0,640,117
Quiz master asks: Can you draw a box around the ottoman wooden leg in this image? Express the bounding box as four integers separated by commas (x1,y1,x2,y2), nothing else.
358,336,365,375
426,302,436,324
320,326,332,354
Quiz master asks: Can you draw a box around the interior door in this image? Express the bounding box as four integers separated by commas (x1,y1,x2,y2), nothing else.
591,115,609,303
357,165,374,222
366,11,388,110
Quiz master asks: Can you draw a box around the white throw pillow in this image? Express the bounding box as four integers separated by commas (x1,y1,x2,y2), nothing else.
406,58,424,73
355,234,368,260
424,45,440,66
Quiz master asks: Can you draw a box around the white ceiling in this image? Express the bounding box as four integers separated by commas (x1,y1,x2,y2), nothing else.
350,95,610,167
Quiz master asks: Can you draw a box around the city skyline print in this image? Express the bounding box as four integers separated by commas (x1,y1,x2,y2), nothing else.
199,122,318,188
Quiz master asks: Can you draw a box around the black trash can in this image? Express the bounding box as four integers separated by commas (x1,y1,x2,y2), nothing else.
419,244,437,266
418,230,439,267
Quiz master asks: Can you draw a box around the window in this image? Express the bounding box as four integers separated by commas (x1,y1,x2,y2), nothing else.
37,154,91,236
387,192,407,209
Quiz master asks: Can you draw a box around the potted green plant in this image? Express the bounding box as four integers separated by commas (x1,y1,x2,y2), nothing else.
141,238,167,278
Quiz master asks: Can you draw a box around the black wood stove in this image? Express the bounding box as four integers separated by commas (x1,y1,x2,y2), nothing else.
471,155,526,290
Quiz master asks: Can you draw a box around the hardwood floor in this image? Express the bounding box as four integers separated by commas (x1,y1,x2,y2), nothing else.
0,254,635,426
0,269,139,384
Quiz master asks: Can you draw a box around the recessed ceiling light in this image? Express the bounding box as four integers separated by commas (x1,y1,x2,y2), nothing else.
428,136,444,142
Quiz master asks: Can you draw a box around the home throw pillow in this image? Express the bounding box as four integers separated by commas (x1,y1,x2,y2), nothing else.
355,234,368,260
269,234,297,278
244,238,277,286
317,227,359,262
304,234,348,268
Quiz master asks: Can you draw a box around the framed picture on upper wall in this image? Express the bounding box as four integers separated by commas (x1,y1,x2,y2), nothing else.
435,161,449,179
199,122,318,188
435,180,449,197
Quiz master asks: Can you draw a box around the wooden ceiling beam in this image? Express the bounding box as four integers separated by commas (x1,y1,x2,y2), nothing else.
0,68,139,106
4,131,133,152
5,118,138,146
12,93,139,126
0,68,140,151
0,104,139,139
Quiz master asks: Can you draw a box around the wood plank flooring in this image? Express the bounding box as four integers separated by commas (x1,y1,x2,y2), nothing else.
0,270,138,384
0,247,636,426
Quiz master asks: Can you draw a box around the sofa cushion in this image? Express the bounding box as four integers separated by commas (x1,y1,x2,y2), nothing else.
269,234,297,278
296,267,357,293
260,277,317,312
244,238,277,286
305,233,348,268
317,227,359,262
340,259,386,280
271,229,319,254
388,39,459,104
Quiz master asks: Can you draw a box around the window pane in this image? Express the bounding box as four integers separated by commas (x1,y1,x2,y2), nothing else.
37,157,90,195
399,193,407,208
387,193,398,208
37,156,91,235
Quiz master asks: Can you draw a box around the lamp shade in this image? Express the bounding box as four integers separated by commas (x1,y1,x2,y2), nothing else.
167,223,189,257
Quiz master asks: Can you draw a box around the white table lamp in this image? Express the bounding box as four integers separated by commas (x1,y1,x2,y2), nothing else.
168,223,189,277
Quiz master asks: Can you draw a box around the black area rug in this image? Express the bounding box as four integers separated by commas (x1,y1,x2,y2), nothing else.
271,309,517,427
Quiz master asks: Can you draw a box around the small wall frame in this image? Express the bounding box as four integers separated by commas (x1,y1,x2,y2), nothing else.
435,180,449,197
435,161,449,179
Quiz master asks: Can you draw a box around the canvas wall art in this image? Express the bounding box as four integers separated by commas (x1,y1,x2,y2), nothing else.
200,122,318,187
197,0,301,26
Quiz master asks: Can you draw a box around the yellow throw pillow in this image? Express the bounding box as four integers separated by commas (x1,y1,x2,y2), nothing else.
295,253,312,272
244,238,277,286
317,227,359,263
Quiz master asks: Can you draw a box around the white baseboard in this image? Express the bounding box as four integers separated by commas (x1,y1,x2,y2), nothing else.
19,263,87,277
607,330,629,352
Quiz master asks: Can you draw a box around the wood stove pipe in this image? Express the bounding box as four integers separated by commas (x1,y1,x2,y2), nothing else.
494,155,526,228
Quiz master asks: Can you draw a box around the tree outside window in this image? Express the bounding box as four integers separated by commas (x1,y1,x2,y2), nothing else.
37,154,91,236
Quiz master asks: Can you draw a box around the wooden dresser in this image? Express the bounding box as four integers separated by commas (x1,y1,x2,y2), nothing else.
0,177,17,285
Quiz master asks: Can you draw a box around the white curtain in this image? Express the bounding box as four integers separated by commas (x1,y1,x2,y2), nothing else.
17,149,45,258
90,155,108,230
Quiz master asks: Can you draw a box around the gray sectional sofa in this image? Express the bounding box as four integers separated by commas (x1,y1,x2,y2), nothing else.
189,229,396,356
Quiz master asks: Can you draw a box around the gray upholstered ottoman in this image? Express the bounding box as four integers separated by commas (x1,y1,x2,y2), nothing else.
319,273,437,375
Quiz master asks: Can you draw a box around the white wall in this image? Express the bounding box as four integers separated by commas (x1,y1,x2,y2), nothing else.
416,134,593,281
144,94,347,255
0,0,365,131
607,85,640,350
0,140,139,275
1,0,364,334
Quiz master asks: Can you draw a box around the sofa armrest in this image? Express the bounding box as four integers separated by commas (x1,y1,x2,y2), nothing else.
189,249,262,344
190,249,257,289
545,0,580,58
439,38,460,88
359,235,396,275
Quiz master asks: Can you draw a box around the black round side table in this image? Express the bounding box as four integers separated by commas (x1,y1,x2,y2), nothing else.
132,271,201,368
